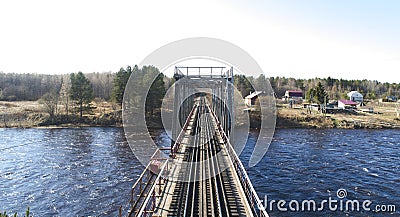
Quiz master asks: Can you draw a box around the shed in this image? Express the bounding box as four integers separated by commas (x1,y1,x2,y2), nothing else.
244,91,263,106
338,99,358,109
347,91,363,102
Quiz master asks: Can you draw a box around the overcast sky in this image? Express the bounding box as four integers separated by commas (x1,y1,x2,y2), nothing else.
1,0,399,82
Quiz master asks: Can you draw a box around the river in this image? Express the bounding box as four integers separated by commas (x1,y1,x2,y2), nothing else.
0,128,399,216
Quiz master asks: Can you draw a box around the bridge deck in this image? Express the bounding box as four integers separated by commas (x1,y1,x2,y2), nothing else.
153,97,253,217
127,96,268,217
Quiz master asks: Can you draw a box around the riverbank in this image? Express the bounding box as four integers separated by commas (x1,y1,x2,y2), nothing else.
274,104,400,129
1,101,399,129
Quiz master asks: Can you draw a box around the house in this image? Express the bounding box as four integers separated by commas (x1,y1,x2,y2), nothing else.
338,99,358,109
244,91,264,106
347,91,363,102
284,90,303,103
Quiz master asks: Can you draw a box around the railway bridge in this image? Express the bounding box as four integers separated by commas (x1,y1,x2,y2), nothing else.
124,67,268,217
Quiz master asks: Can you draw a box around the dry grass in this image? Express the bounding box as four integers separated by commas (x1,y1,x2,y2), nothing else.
1,99,398,129
0,100,120,128
0,101,43,113
277,102,400,129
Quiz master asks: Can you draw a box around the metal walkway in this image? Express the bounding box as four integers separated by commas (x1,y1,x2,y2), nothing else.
125,96,268,217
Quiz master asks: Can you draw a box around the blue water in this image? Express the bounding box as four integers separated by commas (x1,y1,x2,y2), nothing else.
241,129,400,217
0,127,145,216
0,128,399,216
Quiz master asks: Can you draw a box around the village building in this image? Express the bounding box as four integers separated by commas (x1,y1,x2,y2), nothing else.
338,99,358,109
284,90,303,103
347,91,363,102
244,91,264,107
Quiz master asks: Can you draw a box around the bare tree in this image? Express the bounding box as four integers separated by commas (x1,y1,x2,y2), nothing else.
39,92,59,119
59,75,71,116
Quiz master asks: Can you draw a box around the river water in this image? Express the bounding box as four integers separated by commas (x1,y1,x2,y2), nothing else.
0,128,399,216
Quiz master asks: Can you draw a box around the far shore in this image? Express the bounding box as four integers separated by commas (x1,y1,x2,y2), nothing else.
1,100,399,130
273,102,400,129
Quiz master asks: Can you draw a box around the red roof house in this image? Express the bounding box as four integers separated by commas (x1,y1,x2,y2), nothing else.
285,90,303,98
338,99,357,109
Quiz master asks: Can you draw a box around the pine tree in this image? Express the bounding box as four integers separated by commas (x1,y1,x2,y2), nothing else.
111,66,135,104
69,72,94,118
315,82,328,104
143,66,165,116
306,82,328,104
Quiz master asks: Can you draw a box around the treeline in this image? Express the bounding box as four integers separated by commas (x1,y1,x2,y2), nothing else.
112,65,167,115
1,70,399,104
0,72,114,101
0,65,168,126
235,75,400,100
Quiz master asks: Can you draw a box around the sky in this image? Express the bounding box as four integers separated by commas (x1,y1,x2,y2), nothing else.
0,0,399,82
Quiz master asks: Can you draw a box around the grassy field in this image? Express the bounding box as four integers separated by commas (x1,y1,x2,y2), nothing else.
0,100,121,128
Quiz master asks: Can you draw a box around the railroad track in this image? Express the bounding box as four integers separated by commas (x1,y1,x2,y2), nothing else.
168,97,246,217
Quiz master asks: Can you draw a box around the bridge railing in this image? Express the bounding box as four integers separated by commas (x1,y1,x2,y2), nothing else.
224,137,269,217
208,105,269,217
126,150,169,217
136,158,168,217
126,103,198,216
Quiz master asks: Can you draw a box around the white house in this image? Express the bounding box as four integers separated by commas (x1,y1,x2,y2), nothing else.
347,91,363,102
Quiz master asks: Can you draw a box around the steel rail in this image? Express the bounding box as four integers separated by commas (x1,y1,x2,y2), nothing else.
183,100,201,217
171,104,198,157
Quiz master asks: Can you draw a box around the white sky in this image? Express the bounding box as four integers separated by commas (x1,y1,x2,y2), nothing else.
0,0,399,82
